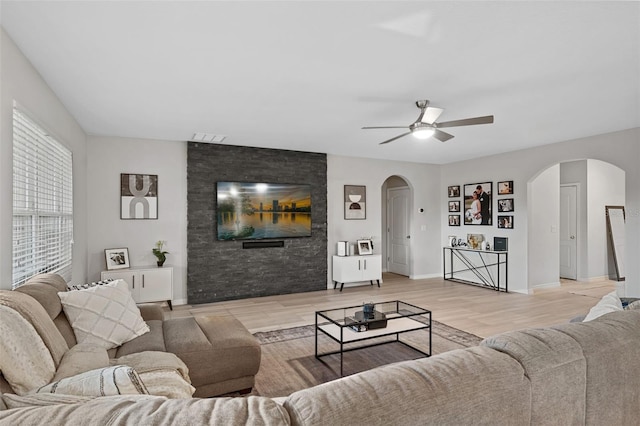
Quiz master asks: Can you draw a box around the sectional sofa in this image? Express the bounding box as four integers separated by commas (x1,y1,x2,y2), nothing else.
0,274,261,398
1,281,639,425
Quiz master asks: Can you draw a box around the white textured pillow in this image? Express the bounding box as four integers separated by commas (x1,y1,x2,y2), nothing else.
35,365,149,396
583,291,623,322
58,280,149,349
625,300,640,310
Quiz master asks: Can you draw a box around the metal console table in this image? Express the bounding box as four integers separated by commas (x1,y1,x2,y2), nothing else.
443,247,508,292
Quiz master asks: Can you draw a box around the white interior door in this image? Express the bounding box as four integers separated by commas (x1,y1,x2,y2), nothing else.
387,187,410,276
560,185,577,279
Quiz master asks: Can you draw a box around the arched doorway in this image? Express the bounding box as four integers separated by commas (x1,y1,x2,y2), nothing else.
382,176,411,277
528,159,625,290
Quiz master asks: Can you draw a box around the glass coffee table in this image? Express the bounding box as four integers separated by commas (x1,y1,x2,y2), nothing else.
315,301,432,376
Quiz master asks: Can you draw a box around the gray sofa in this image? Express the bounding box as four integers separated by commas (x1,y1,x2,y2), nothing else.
1,306,639,425
0,274,261,398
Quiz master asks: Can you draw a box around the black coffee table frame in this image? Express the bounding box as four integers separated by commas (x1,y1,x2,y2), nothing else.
315,301,432,376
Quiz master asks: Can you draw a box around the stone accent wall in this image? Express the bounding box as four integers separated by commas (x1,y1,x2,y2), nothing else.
187,143,327,304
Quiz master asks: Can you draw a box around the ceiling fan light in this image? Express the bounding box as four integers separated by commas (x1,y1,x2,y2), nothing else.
412,127,435,140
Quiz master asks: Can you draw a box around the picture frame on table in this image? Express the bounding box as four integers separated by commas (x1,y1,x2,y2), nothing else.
466,233,485,250
356,239,373,255
104,248,130,270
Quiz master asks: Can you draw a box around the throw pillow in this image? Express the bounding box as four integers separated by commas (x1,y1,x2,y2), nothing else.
583,291,623,322
58,280,149,349
625,300,640,311
35,365,149,397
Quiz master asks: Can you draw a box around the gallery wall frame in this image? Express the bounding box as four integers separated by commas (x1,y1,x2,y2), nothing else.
104,247,130,270
498,198,514,212
121,173,158,219
448,201,461,212
448,215,460,226
448,185,460,198
463,182,492,226
344,185,366,220
498,181,514,195
497,215,514,229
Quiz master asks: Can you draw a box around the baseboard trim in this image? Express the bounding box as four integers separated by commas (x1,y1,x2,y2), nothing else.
531,281,561,291
173,298,187,306
410,273,441,280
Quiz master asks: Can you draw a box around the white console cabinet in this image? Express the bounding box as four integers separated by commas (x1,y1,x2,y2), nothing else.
101,266,173,309
332,255,382,292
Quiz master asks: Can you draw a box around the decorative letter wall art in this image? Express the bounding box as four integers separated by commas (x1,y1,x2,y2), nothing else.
121,173,158,219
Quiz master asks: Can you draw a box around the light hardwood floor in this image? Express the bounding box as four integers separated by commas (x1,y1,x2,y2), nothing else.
166,273,615,338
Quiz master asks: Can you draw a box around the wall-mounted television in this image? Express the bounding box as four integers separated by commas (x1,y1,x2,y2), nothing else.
216,182,311,240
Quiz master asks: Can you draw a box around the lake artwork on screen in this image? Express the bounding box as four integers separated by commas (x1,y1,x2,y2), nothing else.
216,182,312,240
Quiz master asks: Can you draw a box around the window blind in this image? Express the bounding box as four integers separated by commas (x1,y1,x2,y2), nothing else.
12,107,73,288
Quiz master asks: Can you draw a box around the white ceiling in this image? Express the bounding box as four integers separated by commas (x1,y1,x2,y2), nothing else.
2,1,639,164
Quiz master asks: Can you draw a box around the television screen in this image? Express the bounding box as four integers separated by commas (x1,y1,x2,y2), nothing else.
216,182,311,240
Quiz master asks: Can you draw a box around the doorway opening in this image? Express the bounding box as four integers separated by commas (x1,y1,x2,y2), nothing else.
382,176,411,277
528,159,625,290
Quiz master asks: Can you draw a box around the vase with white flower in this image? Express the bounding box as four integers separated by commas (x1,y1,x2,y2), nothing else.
152,240,169,267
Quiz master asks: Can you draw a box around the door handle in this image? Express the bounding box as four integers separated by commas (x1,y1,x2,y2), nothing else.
570,236,575,239
406,235,410,239
132,275,135,289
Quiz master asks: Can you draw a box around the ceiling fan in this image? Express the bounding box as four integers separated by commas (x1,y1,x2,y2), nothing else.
362,100,494,145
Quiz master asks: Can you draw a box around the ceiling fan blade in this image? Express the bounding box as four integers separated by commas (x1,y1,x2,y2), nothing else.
436,115,494,128
420,107,444,124
379,132,412,145
362,126,408,129
433,129,454,142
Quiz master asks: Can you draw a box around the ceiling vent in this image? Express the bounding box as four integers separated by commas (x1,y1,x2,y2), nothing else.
190,133,226,143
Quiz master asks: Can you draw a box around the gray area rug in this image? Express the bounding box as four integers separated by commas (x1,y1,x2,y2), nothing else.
251,321,482,397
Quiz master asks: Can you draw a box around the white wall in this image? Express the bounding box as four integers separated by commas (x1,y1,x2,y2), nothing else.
527,164,560,289
327,155,442,287
0,29,87,290
86,136,188,304
442,128,640,297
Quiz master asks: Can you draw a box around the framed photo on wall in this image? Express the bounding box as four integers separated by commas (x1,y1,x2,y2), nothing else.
498,181,514,195
463,182,492,226
104,248,130,270
121,173,158,219
448,185,460,198
498,198,514,212
448,201,460,212
448,215,460,226
498,215,514,229
344,185,366,220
